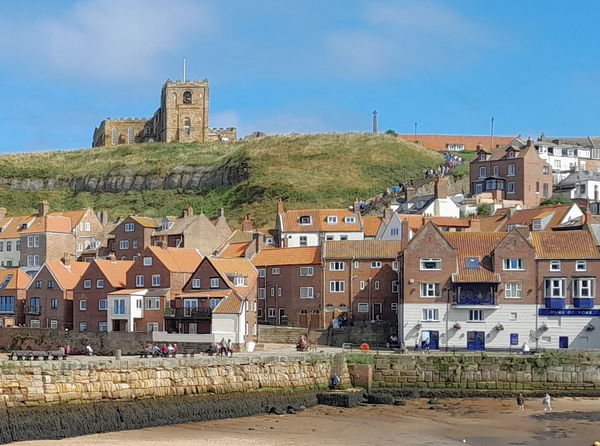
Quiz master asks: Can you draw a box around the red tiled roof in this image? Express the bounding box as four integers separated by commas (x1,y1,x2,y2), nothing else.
0,268,31,290
362,216,383,237
94,259,134,288
530,231,600,259
253,247,321,266
281,209,362,233
397,134,516,153
323,241,401,260
148,246,203,273
443,232,505,283
45,261,90,290
220,242,250,258
20,216,72,234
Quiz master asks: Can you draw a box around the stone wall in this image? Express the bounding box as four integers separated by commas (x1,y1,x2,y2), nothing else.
0,353,340,407
0,328,151,355
348,352,600,392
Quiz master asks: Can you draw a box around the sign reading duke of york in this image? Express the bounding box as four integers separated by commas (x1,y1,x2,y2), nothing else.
539,309,600,317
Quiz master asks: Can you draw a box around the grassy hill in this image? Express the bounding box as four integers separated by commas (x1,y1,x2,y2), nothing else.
0,133,442,227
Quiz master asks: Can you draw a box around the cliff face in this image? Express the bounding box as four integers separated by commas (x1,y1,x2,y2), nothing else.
0,162,250,193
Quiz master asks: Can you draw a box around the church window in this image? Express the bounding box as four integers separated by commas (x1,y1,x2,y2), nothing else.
184,117,191,135
127,127,135,144
183,91,192,104
111,128,119,145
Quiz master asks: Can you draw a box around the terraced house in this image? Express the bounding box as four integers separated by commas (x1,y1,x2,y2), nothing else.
0,268,31,327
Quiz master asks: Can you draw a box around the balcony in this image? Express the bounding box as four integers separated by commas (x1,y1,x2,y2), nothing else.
453,294,498,308
544,297,566,309
573,297,595,309
168,308,212,320
25,305,41,315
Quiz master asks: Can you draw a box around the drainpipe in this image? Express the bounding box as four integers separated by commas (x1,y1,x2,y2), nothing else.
397,256,403,345
445,288,450,352
349,256,355,318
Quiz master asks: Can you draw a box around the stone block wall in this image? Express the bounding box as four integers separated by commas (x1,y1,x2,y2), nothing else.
358,352,600,392
0,353,339,407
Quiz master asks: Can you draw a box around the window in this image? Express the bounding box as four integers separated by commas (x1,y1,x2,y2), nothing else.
340,235,348,241
392,261,399,271
0,242,4,252
83,279,92,289
360,280,366,290
136,299,142,309
420,283,441,298
35,280,42,289
510,312,518,321
79,322,88,331
573,278,595,298
544,278,566,298
15,240,19,251
258,288,266,299
543,166,550,174
300,266,314,276
422,308,439,321
543,183,549,197
183,90,192,104
327,216,338,224
357,303,369,313
96,279,104,289
270,287,274,297
210,277,219,288
326,235,334,241
191,278,201,289
272,267,280,275
146,297,160,310
532,220,543,231
554,159,561,168
46,280,54,289
111,128,119,145
479,166,486,178
391,303,397,312
27,255,40,267
507,182,516,194
391,227,399,236
344,216,356,224
30,320,40,328
507,151,515,159
76,243,83,252
550,260,561,271
258,268,266,278
354,261,360,268
135,275,144,287
505,282,522,299
50,320,58,329
183,117,191,135
389,280,399,293
300,287,314,299
119,240,129,249
468,309,484,322
84,222,91,232
268,308,276,318
576,260,587,271
503,258,524,270
99,299,107,310
143,257,153,266
50,298,58,309
99,322,108,332
329,262,345,271
299,216,312,225
124,223,135,232
132,241,138,249
234,276,247,287
257,308,263,318
80,300,87,310
151,274,161,287
507,164,516,176
371,261,382,268
0,297,15,313
27,235,40,248
330,281,345,293
299,236,308,246
475,184,483,194
479,153,486,161
420,258,441,270
374,280,380,290
492,165,499,176
147,322,159,333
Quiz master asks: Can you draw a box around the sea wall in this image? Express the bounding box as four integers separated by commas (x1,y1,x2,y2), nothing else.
348,352,600,392
0,353,340,407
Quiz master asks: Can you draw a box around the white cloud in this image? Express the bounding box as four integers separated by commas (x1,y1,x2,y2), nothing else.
326,1,494,79
0,0,216,83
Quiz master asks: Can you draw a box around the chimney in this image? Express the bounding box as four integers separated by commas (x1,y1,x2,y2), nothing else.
0,208,6,219
107,253,117,262
434,176,448,199
403,184,416,202
62,253,71,267
252,232,264,254
476,143,482,152
383,204,395,221
526,137,533,148
276,198,285,216
217,208,225,218
38,200,49,217
182,204,194,218
98,210,108,226
353,198,361,214
242,214,254,233
160,240,168,250
468,217,481,232
585,209,593,227
400,220,410,248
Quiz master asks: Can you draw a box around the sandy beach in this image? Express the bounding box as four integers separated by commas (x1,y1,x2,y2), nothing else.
13,397,600,446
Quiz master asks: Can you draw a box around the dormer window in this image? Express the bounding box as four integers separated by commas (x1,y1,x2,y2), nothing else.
344,216,356,224
233,276,247,287
479,153,486,161
161,221,174,231
532,219,542,231
299,216,312,225
327,216,338,224
507,151,515,159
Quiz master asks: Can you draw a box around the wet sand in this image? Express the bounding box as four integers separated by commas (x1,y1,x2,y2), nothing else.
14,397,600,446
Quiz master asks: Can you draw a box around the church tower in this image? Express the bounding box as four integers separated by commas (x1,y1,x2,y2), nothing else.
159,78,209,143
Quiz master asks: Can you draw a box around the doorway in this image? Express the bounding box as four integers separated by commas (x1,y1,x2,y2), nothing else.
467,331,485,351
421,330,439,350
559,336,569,349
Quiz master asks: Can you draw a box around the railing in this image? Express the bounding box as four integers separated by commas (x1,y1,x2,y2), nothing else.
454,295,496,306
25,305,41,315
168,308,212,319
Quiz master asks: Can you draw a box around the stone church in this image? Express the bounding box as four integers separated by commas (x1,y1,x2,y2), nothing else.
92,79,236,147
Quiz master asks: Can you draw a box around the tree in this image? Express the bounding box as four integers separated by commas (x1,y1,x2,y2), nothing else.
540,197,573,206
476,203,492,216
385,129,397,136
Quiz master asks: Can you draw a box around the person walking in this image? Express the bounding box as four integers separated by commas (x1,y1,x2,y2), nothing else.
219,337,227,356
542,393,552,411
226,339,233,356
517,393,525,411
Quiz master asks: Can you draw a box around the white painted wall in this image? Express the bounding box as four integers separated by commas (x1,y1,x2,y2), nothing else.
282,232,363,247
423,198,460,218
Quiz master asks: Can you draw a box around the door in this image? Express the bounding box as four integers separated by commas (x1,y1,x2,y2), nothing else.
373,303,383,320
184,299,198,317
278,308,287,325
467,331,485,351
421,331,439,350
188,323,197,334
298,310,308,327
559,336,569,349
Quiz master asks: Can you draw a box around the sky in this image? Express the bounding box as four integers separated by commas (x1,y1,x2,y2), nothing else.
1,0,600,152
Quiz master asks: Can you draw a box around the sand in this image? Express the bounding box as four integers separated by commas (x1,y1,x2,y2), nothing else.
14,397,600,446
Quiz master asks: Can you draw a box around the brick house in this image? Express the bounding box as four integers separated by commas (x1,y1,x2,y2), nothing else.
322,241,402,327
0,268,31,327
174,257,258,345
25,258,90,329
106,246,202,332
470,139,553,207
107,216,159,260
72,258,133,332
252,247,322,328
0,213,35,268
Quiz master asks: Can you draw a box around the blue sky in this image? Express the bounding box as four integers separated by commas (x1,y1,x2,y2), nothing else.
1,0,600,152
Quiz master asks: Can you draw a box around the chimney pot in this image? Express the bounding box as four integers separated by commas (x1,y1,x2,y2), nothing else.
242,214,254,233
62,253,71,267
276,198,285,216
38,201,49,217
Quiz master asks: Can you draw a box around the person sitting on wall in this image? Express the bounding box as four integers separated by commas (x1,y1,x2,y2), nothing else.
296,335,309,352
205,344,218,356
151,344,161,357
329,374,341,390
85,345,93,356
141,344,153,358
521,342,530,355
388,334,399,348
161,344,169,357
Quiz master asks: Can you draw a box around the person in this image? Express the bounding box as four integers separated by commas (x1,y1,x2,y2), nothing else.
543,393,552,411
65,345,72,355
401,342,408,354
296,335,308,352
85,345,93,356
425,339,430,354
161,344,169,357
142,344,153,358
521,342,530,355
151,344,161,357
329,374,341,390
517,393,525,411
388,334,398,348
414,339,419,352
226,339,233,356
167,344,175,357
173,343,179,354
219,337,227,356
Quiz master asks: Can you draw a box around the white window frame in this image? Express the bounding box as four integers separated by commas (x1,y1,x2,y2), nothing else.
420,283,441,298
357,303,369,313
299,236,308,246
300,266,314,276
573,278,595,298
258,288,266,300
327,216,338,224
329,261,345,271
271,267,280,275
99,322,108,332
392,261,399,271
550,260,561,271
507,182,516,194
374,280,380,290
392,280,399,293
468,309,484,322
258,268,266,278
191,278,201,289
83,280,92,289
79,300,88,311
135,275,144,287
147,322,159,333
371,261,382,268
96,279,104,289
544,278,566,298
479,166,486,178
79,322,88,331
360,280,366,290
391,303,398,312
507,163,516,176
329,281,345,293
300,287,314,299
503,258,524,271
143,257,153,266
99,299,107,311
420,258,441,271
298,216,312,225
576,260,587,272
145,297,160,310
119,240,129,249
151,274,161,287
422,308,439,321
505,282,523,299
210,277,219,288
124,223,135,232
267,308,276,318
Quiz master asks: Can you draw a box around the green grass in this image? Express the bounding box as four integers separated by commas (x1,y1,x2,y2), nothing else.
0,133,442,226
